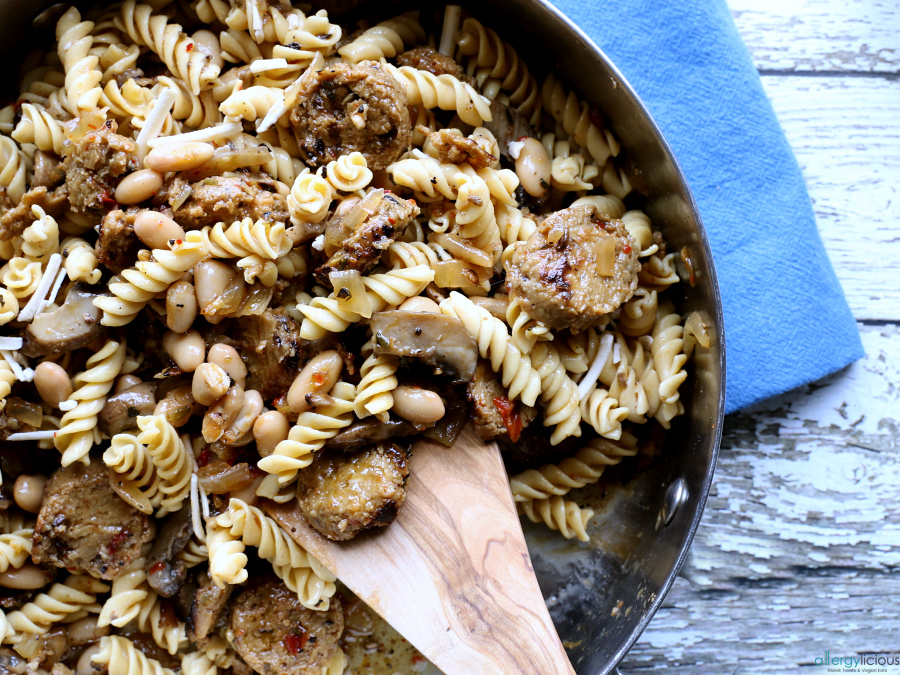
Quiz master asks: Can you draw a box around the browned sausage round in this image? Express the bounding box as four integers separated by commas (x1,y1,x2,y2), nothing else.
289,61,411,171
295,443,410,541
230,575,344,675
505,204,641,332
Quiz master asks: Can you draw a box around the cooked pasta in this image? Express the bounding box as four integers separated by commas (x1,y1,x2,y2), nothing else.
518,496,594,542
0,0,701,666
55,339,126,467
212,498,337,610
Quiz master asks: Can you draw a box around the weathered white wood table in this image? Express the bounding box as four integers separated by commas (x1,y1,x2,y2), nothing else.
619,0,900,671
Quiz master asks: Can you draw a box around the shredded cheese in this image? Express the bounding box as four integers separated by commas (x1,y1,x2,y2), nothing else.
0,337,23,350
149,121,242,148
190,473,204,541
135,88,177,162
0,350,33,382
17,253,62,322
38,266,68,316
58,400,77,412
6,430,56,441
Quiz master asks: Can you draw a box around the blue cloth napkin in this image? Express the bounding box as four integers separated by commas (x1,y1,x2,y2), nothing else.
548,0,864,413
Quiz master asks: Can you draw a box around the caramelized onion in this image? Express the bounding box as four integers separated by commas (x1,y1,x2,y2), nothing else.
330,269,371,318
6,398,43,428
196,460,254,494
595,237,616,276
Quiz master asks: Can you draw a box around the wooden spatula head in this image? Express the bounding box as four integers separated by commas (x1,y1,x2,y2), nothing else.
265,424,575,675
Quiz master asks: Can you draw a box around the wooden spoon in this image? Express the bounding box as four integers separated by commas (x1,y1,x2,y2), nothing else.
265,424,575,675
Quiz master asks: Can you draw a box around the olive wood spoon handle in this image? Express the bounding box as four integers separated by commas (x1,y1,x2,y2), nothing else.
264,424,575,675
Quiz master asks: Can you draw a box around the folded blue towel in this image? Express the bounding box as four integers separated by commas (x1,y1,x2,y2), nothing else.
548,0,865,413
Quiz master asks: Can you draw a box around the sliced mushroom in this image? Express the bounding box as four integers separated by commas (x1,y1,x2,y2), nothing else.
23,284,104,357
99,383,157,437
187,570,233,643
370,310,477,383
482,99,534,163
31,151,65,189
326,416,419,451
145,505,192,598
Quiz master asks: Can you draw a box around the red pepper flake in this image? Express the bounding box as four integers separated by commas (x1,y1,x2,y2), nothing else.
186,42,194,51
149,561,166,574
517,135,528,142
588,108,605,129
284,627,309,654
197,448,211,467
311,372,325,386
99,191,118,208
412,654,424,665
622,244,632,254
107,530,130,555
492,396,522,443
388,217,396,224
249,465,261,478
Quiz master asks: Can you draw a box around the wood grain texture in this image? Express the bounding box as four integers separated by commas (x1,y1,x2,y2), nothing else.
266,425,575,675
729,0,900,73
620,324,900,672
760,76,900,321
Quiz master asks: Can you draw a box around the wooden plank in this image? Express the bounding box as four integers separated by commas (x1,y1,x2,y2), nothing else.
759,75,900,321
621,323,900,671
728,0,900,73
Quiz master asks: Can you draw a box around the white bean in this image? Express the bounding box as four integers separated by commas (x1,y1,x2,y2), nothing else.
77,644,103,675
192,363,231,406
114,169,164,205
33,361,72,407
515,137,551,198
67,615,110,646
166,280,198,333
253,411,289,457
13,474,46,514
399,296,442,314
163,328,206,373
207,344,247,388
391,385,445,425
133,210,186,250
287,351,343,413
115,374,143,394
194,260,236,317
145,142,215,173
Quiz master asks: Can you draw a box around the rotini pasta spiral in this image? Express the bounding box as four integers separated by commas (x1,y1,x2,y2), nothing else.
518,496,594,542
1,257,42,299
3,575,109,639
11,103,67,155
158,76,221,129
288,169,334,225
99,77,153,119
531,342,581,445
212,498,337,610
324,152,373,193
104,432,164,514
0,289,17,324
0,360,14,411
61,236,102,284
440,291,541,406
0,526,33,573
200,218,292,261
207,521,248,587
570,194,627,221
0,135,29,204
21,206,60,263
354,340,398,421
651,312,688,405
93,230,209,326
98,564,149,628
136,414,192,516
541,73,620,167
579,386,628,440
338,12,425,64
620,210,658,256
55,340,126,467
382,62,492,127
56,7,103,113
135,587,188,654
218,85,282,122
506,297,551,355
639,252,680,290
386,241,442,269
509,437,638,502
454,17,541,124
92,635,177,675
258,381,356,485
619,287,658,336
116,0,221,94
178,535,209,568
297,265,435,340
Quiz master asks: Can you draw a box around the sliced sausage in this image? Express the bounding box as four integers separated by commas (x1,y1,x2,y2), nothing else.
64,121,139,214
505,205,640,331
32,462,154,580
289,61,411,170
168,174,288,230
296,443,409,541
229,575,343,675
